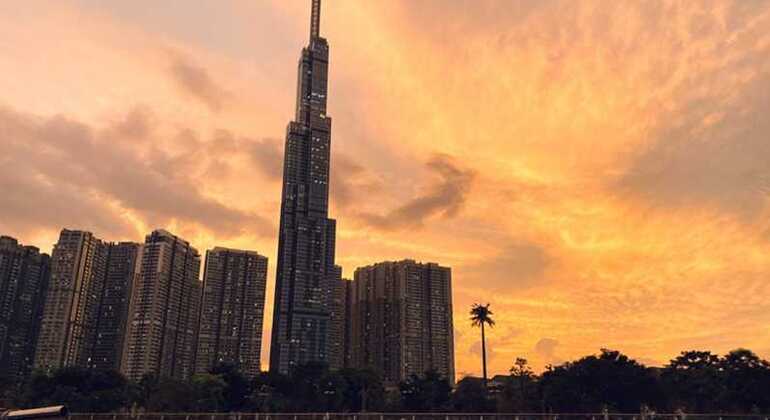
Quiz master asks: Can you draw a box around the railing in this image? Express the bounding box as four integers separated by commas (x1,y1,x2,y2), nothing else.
70,413,770,420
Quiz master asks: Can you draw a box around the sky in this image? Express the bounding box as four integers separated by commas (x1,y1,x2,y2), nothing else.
1,0,770,378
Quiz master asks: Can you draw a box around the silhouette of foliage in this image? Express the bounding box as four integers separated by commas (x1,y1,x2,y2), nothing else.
7,349,770,413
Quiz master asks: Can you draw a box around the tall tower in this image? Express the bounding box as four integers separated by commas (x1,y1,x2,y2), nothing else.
271,0,338,374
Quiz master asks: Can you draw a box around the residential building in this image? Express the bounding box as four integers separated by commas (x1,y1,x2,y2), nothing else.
122,230,201,381
195,247,268,376
351,260,455,385
0,236,50,380
34,230,104,370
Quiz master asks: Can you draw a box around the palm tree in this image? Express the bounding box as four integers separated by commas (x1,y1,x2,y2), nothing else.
470,303,495,387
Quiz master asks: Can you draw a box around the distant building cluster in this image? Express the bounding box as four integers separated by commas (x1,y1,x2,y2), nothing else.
0,228,454,385
0,229,267,382
0,0,455,386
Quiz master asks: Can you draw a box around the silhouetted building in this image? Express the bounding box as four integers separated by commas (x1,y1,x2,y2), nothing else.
0,236,50,380
123,230,201,381
328,265,351,369
34,230,104,370
34,230,143,372
351,260,455,385
271,0,339,374
195,247,268,377
89,242,142,371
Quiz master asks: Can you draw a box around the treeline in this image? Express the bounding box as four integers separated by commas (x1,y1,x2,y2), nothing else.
2,348,770,414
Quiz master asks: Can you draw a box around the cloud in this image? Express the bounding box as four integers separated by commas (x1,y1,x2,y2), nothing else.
618,70,770,218
357,154,475,230
330,153,383,210
244,138,284,181
535,338,562,365
0,106,274,240
169,54,228,112
463,242,552,291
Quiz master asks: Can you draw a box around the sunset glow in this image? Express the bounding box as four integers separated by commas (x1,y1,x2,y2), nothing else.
2,0,770,378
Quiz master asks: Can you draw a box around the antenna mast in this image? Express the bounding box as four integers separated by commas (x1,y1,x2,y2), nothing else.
310,0,321,40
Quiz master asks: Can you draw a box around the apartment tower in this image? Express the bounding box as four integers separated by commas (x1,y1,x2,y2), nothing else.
0,236,50,380
123,230,201,381
34,230,104,370
89,242,142,371
351,260,455,385
195,247,268,376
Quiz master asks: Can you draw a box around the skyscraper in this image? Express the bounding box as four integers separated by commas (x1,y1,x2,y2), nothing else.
123,230,201,381
271,0,338,374
351,260,455,385
0,236,50,380
35,230,104,370
195,247,268,377
89,242,143,371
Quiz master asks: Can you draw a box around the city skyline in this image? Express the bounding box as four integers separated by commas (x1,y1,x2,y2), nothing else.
2,0,770,379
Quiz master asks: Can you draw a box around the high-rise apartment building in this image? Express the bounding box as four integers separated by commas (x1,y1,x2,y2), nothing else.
0,236,50,380
34,230,104,370
34,230,142,372
195,247,268,377
328,265,351,370
123,230,201,381
271,0,339,374
351,260,455,385
89,242,142,371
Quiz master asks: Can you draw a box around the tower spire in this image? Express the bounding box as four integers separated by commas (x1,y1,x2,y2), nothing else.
310,0,321,40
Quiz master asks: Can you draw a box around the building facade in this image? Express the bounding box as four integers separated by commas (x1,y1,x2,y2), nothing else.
0,236,50,380
271,0,339,374
89,242,143,371
34,230,104,370
122,230,201,381
351,260,455,385
195,247,268,377
328,265,351,370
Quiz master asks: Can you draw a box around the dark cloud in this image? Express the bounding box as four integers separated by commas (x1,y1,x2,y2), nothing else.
0,106,274,241
358,154,475,230
617,37,770,218
169,54,228,112
330,153,383,210
462,242,551,291
244,137,284,181
534,338,562,365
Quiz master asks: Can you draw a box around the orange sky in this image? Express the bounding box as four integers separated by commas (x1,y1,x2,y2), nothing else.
2,0,770,378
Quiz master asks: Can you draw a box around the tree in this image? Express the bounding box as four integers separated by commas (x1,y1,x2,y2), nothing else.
540,349,663,413
453,377,495,412
144,377,193,412
337,367,385,412
718,349,770,412
190,373,227,412
18,367,129,413
248,371,293,412
209,362,251,411
399,370,452,412
661,350,723,412
470,303,495,387
499,358,537,412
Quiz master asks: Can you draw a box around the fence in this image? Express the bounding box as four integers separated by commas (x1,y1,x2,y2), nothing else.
70,413,770,420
